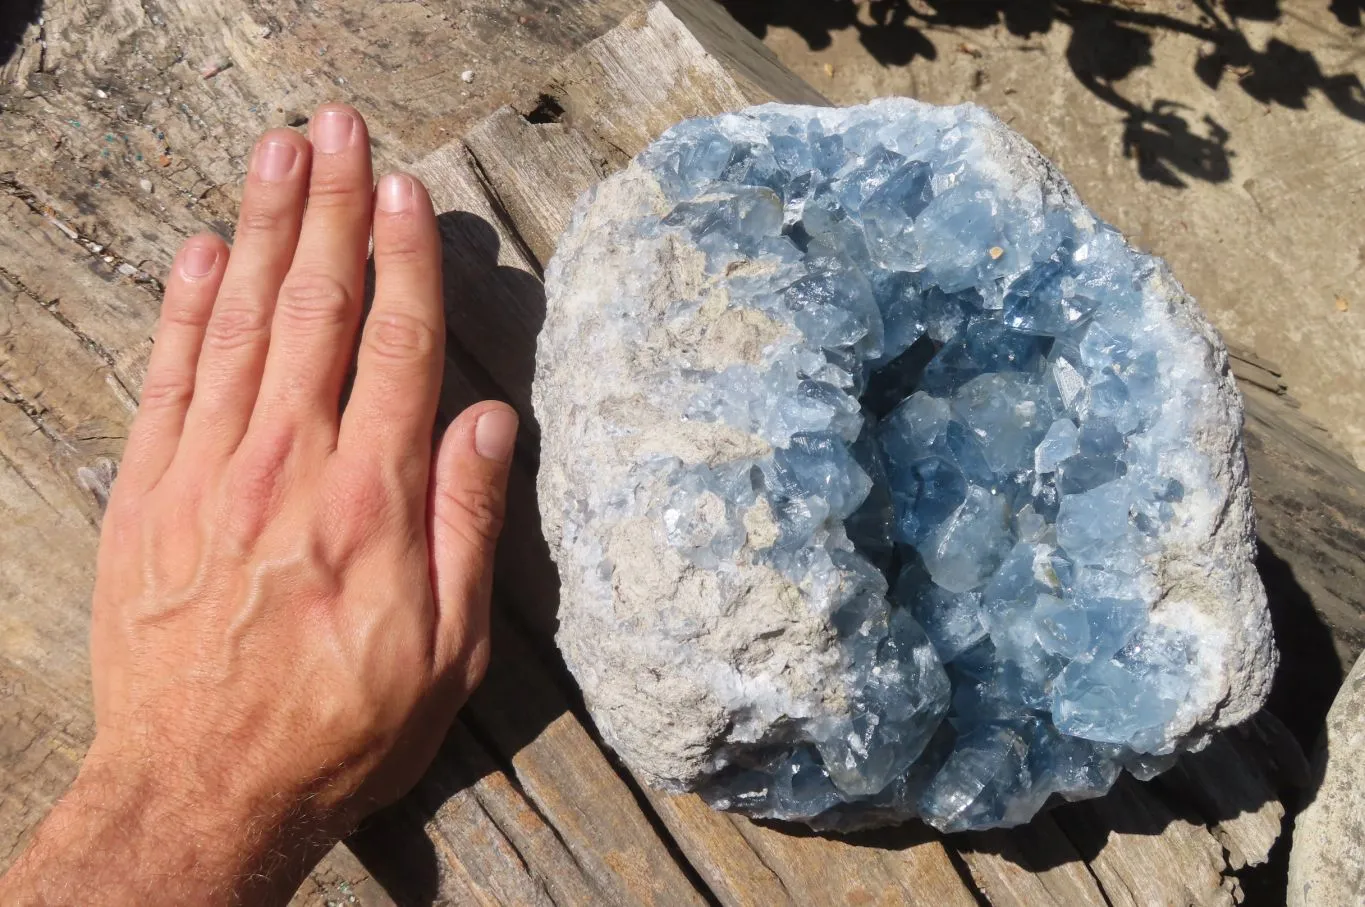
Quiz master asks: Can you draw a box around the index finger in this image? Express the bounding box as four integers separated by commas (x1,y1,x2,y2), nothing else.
337,172,444,488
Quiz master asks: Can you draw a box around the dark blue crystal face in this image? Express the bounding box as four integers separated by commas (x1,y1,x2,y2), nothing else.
638,103,1205,832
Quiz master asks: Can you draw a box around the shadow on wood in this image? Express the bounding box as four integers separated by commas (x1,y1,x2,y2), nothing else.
1258,541,1345,753
430,210,563,641
0,0,40,67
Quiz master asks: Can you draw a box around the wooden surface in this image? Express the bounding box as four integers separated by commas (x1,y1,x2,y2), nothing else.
2,2,1362,905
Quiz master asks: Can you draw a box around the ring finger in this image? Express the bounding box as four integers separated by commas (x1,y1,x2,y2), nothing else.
179,128,312,459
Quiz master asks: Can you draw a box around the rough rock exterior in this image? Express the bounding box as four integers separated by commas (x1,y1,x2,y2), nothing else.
1289,651,1365,906
533,99,1275,831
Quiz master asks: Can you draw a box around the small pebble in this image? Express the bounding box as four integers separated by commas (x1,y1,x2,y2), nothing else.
461,70,475,83
200,58,232,79
139,178,153,193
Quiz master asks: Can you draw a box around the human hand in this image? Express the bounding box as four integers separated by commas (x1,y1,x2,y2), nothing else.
0,103,517,905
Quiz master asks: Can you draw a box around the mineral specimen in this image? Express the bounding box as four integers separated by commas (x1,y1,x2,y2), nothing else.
1288,651,1365,906
534,99,1275,832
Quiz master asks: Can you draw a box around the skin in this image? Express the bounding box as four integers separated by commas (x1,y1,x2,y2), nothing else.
0,103,518,905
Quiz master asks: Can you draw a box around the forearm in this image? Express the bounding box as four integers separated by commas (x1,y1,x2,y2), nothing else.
0,757,332,907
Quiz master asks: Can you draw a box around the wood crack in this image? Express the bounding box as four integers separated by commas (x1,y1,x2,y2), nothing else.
459,142,547,279
729,823,795,904
0,448,60,514
0,373,62,445
0,173,164,295
456,716,607,899
0,263,140,404
939,846,992,907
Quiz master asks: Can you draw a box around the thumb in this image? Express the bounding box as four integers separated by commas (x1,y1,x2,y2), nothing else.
429,400,518,679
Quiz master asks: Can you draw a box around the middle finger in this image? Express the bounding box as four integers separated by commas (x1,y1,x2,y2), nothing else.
252,104,374,444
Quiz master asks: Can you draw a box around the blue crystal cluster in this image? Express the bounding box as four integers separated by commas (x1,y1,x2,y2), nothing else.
629,102,1213,832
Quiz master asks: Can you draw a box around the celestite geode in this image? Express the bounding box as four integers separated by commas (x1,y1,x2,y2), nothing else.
534,99,1275,832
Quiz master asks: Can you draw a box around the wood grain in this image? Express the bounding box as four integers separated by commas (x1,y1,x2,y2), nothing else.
959,817,1108,907
465,110,606,267
1052,777,1238,907
2,0,1362,904
463,619,710,906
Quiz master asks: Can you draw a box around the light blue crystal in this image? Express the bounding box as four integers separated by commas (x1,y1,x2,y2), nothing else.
1035,418,1080,474
630,102,1216,832
921,485,1013,593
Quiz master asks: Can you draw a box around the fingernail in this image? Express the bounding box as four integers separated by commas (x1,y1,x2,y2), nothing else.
474,409,518,464
377,173,415,213
313,108,356,154
256,139,298,182
180,243,219,279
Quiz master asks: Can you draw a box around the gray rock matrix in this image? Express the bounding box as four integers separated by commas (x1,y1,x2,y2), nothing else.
1289,651,1365,906
533,99,1274,830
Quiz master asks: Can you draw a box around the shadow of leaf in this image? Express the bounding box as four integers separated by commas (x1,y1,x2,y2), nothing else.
718,0,1365,188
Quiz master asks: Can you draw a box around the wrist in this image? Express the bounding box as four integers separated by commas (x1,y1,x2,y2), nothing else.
1,747,337,906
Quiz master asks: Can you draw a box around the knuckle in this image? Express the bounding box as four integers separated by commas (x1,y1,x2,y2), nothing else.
276,272,354,330
224,427,296,537
236,204,287,238
137,374,194,410
307,168,365,206
375,239,426,267
334,468,392,526
363,311,437,364
437,481,505,549
204,297,270,351
161,293,213,330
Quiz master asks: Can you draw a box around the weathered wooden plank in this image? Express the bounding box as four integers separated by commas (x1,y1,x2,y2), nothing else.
1157,724,1290,871
641,789,796,907
350,721,607,907
465,109,607,267
958,816,1108,907
1052,776,1239,907
289,844,395,907
1242,387,1365,753
0,659,92,871
0,0,642,275
727,816,979,907
462,620,710,907
657,0,827,109
410,141,546,424
0,283,128,680
538,4,760,167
